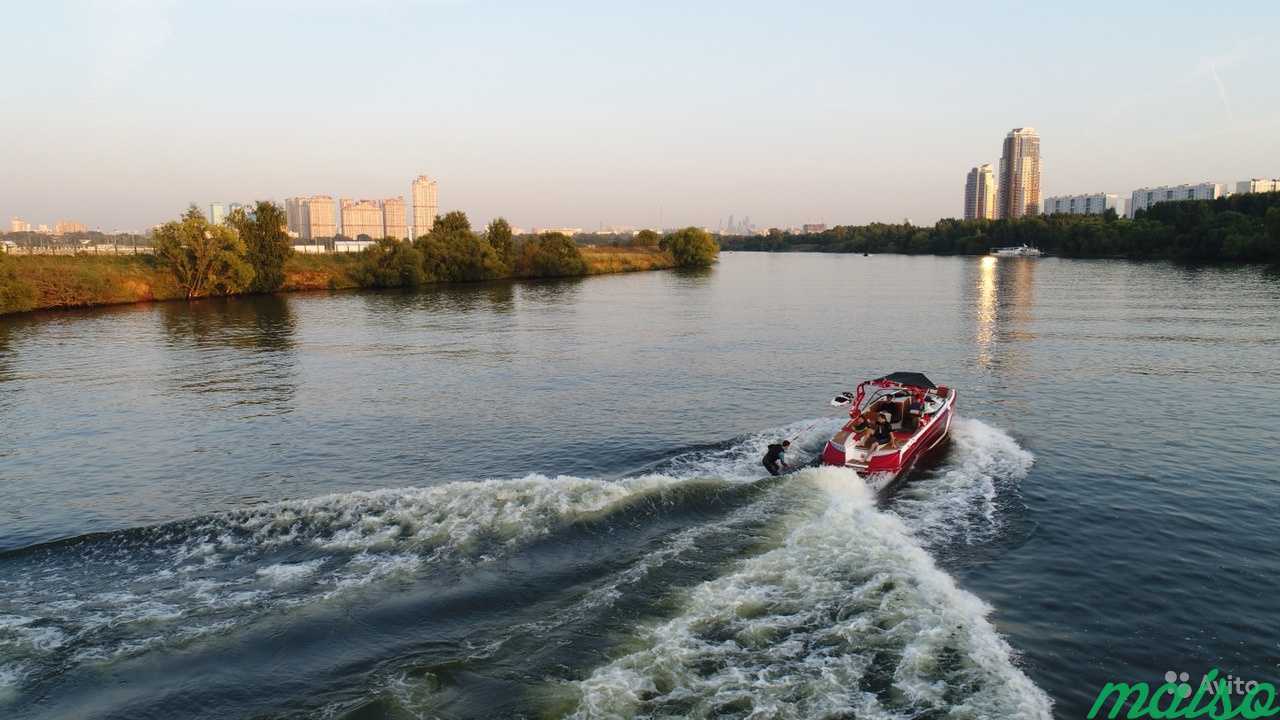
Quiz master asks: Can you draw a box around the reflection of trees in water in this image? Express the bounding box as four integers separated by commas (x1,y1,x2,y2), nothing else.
157,296,299,414
158,295,297,352
671,266,716,288
969,257,1036,371
514,276,584,306
360,280,521,318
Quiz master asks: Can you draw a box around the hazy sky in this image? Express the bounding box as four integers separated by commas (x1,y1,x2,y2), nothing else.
2,0,1278,232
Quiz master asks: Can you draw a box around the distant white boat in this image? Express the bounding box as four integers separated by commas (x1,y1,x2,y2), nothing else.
990,244,1043,257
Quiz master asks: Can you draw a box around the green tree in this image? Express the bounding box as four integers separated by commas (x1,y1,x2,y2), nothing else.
227,201,292,293
154,207,254,299
354,238,425,288
663,227,720,268
414,210,504,282
515,232,586,277
486,217,514,268
632,229,660,248
1266,207,1280,261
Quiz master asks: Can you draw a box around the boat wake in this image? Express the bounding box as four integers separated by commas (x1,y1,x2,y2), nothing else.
0,416,1046,718
890,416,1035,546
567,466,1052,719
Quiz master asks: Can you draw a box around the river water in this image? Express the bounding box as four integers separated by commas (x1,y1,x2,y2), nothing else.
1,253,1277,719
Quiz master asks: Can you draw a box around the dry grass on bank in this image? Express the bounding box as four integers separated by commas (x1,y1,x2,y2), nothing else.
0,254,181,313
580,246,675,274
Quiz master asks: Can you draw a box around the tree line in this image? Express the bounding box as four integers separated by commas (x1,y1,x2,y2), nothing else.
145,204,719,299
720,192,1280,263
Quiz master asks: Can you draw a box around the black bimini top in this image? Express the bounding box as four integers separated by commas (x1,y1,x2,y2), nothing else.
876,372,937,389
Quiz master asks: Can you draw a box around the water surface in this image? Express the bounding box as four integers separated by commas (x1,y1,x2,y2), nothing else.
2,253,1278,718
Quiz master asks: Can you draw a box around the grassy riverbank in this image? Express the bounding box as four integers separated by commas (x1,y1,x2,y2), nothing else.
0,246,678,315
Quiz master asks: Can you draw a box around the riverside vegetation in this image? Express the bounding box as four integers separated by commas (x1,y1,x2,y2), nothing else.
722,192,1280,263
0,204,719,315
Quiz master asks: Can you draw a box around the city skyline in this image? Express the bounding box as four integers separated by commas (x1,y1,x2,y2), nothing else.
1,2,1278,230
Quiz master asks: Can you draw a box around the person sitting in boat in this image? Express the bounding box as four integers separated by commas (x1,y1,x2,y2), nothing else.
870,412,897,452
762,440,790,476
850,411,874,448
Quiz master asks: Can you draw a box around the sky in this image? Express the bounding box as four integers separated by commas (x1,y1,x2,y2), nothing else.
1,0,1278,233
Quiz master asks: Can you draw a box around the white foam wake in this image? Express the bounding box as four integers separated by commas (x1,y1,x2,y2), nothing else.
891,416,1034,545
568,466,1052,719
0,472,721,677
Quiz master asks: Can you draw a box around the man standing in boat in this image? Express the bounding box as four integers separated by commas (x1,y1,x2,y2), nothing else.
762,440,790,476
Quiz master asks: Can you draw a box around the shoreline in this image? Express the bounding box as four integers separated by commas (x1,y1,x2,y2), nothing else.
0,246,678,318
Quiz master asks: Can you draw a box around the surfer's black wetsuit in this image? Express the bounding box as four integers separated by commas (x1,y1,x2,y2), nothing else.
762,443,787,476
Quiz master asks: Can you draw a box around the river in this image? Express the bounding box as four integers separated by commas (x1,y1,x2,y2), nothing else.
1,252,1278,718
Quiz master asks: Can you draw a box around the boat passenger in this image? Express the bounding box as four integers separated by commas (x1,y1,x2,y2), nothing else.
762,440,790,476
871,413,897,451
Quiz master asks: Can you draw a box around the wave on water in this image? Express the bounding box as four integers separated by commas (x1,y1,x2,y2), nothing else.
890,417,1035,545
0,419,840,695
0,475,728,687
568,465,1052,720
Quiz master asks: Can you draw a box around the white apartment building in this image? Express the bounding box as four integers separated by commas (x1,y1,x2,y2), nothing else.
1236,178,1280,195
1043,193,1120,216
1128,182,1224,217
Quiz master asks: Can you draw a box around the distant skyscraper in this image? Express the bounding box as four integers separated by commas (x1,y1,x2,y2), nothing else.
1128,183,1224,218
10,217,31,233
340,199,385,240
1043,193,1119,216
382,197,407,239
964,164,997,220
1236,178,1280,195
304,195,337,239
285,197,307,237
209,202,227,225
997,128,1041,219
411,175,438,237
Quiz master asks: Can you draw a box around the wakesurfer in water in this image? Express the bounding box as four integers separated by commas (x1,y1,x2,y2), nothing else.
762,440,790,476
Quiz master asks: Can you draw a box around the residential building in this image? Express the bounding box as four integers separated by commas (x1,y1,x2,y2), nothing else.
54,220,87,235
997,128,1041,219
532,227,583,237
1128,183,1224,217
10,217,30,233
382,197,407,239
209,202,227,225
1043,193,1119,216
340,199,385,240
965,163,997,220
285,197,307,237
304,195,337,239
411,175,439,237
1236,178,1280,195
802,223,827,233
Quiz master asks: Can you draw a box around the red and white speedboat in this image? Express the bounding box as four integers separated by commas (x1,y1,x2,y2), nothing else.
820,372,955,491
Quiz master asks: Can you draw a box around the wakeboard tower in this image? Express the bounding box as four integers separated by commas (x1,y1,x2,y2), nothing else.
820,372,955,492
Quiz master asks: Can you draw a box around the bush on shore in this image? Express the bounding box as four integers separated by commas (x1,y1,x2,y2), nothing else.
514,232,587,277
353,238,426,288
662,227,720,268
154,208,254,298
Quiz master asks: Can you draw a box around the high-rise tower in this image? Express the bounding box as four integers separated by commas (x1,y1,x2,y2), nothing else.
411,175,438,238
997,128,1041,219
965,164,997,220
